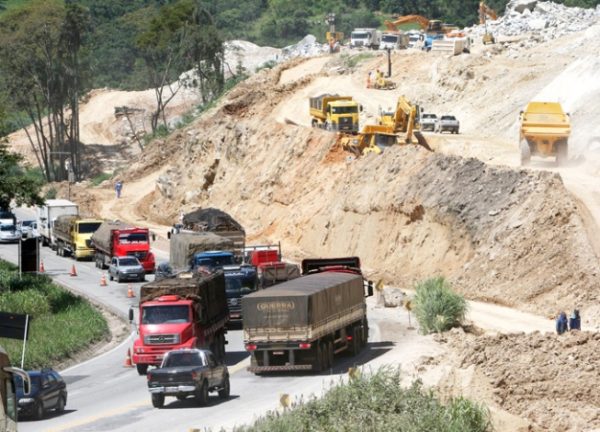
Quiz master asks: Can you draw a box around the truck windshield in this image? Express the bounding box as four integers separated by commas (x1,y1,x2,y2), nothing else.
352,32,369,39
142,305,190,324
225,277,256,298
163,352,205,368
0,225,16,231
118,233,148,244
382,35,398,43
78,222,102,234
194,255,234,269
331,106,358,115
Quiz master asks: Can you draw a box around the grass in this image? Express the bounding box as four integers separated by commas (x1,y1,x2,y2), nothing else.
90,171,112,186
0,260,109,369
232,367,492,432
413,276,467,334
340,52,376,69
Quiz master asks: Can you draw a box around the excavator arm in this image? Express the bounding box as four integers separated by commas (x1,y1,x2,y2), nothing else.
384,15,430,32
479,1,498,24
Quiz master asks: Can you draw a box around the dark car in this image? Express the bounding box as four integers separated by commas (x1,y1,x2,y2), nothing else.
14,368,67,420
154,261,176,282
147,348,230,408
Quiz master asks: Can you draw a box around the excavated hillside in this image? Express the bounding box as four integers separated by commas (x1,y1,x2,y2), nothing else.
117,56,600,326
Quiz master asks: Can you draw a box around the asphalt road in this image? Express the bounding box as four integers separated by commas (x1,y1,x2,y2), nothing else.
0,209,385,431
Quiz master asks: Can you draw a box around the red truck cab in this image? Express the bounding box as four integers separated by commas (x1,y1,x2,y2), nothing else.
132,295,200,375
114,228,155,273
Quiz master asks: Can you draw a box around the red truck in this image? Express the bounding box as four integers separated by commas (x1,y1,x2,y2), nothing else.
91,221,155,273
129,271,229,375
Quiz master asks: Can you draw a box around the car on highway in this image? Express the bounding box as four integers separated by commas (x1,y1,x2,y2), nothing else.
18,220,38,239
154,261,176,282
0,209,16,226
420,113,438,131
14,368,67,420
147,348,230,408
108,256,146,283
0,223,22,243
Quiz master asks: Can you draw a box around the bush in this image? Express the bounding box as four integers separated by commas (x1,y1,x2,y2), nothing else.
0,260,109,369
91,172,112,186
340,52,376,69
233,367,492,432
413,277,467,334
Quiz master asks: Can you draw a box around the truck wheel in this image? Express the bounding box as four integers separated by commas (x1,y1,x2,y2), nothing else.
326,341,334,369
311,119,317,128
312,344,324,373
556,140,568,166
218,375,230,399
136,364,148,376
151,393,164,408
109,274,113,281
349,327,360,356
520,140,531,166
196,381,209,406
34,401,44,420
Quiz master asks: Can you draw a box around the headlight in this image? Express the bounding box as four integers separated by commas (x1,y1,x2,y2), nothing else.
19,398,35,404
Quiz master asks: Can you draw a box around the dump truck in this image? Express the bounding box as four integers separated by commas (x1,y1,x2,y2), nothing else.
91,221,155,273
519,102,571,166
174,208,246,259
53,215,102,260
310,94,361,132
36,199,79,248
130,271,229,375
243,257,373,373
169,231,234,271
350,28,381,49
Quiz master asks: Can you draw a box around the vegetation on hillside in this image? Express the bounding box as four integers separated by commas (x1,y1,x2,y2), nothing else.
233,367,492,432
0,260,109,369
413,277,467,334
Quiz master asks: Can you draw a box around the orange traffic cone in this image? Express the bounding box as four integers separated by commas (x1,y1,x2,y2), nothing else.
70,264,77,277
100,274,107,286
39,260,45,273
127,284,135,298
123,348,134,368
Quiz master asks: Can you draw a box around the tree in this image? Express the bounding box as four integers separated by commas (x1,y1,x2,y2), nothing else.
0,140,44,210
0,0,90,182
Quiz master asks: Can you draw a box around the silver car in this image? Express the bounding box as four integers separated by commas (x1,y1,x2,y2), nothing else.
0,224,22,243
18,220,38,239
108,256,146,283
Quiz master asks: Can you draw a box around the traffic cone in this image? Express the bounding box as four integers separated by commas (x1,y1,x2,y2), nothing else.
100,274,107,286
123,348,133,368
39,260,45,273
70,264,77,277
127,284,135,298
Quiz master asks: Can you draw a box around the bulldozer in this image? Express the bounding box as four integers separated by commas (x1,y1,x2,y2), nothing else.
339,96,432,155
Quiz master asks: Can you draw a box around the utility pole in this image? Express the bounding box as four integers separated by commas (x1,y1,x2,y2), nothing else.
386,48,392,78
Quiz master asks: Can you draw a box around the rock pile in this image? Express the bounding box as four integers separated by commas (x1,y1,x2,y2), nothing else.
281,35,329,60
470,1,600,42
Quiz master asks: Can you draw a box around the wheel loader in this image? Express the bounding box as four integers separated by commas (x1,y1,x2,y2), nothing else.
519,102,570,166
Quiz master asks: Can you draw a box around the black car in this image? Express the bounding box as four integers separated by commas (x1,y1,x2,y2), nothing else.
14,368,68,420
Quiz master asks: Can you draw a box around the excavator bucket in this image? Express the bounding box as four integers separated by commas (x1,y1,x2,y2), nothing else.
413,131,433,151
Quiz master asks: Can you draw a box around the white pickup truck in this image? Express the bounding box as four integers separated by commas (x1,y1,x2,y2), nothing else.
420,113,438,132
437,115,460,134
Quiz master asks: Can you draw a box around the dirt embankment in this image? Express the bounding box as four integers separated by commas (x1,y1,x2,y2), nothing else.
437,329,600,432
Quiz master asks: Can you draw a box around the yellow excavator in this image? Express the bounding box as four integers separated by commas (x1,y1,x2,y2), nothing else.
339,96,432,155
479,1,498,44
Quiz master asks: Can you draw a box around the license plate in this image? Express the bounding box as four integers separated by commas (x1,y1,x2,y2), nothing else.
165,386,178,392
273,351,284,355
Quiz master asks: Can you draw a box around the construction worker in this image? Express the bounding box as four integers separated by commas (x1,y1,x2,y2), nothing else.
367,71,373,88
115,180,123,199
555,311,568,335
569,309,581,331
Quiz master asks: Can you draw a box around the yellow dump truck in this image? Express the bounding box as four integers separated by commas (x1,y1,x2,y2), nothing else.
519,102,571,166
54,215,103,259
309,94,361,132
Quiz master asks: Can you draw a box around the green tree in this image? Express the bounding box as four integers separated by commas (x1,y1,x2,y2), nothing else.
0,144,44,210
0,0,90,182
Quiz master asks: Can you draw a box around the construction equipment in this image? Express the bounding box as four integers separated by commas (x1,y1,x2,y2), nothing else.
372,70,396,90
384,15,458,51
519,102,571,166
325,13,343,53
310,94,361,132
479,1,498,44
340,96,432,155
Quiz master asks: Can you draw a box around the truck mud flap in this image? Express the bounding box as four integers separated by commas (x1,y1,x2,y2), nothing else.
414,131,433,152
248,364,313,372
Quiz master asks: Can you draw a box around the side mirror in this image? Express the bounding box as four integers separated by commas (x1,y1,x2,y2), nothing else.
152,233,156,242
128,307,134,322
360,104,363,112
167,231,171,240
366,281,374,297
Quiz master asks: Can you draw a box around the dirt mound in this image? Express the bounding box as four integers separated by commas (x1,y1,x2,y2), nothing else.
440,329,600,431
183,208,245,233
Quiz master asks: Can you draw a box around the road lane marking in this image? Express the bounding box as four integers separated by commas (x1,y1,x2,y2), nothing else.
61,332,135,374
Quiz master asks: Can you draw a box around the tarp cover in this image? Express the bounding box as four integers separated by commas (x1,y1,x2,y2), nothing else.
242,272,364,329
140,271,228,325
53,215,78,241
90,221,134,252
169,232,234,271
183,208,245,233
